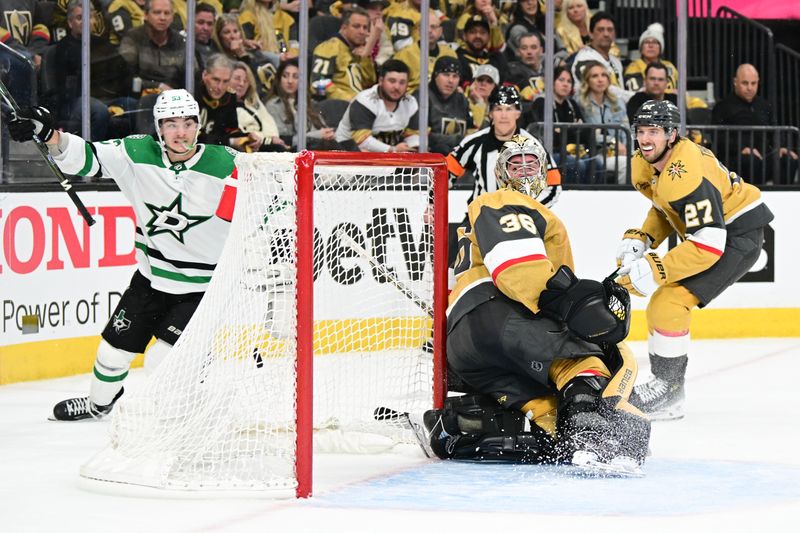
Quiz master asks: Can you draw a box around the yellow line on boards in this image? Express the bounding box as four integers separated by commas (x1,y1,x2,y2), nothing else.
0,337,144,385
2,309,798,385
628,308,800,340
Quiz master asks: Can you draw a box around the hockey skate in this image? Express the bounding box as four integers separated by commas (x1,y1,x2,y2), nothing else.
50,388,124,421
629,376,685,421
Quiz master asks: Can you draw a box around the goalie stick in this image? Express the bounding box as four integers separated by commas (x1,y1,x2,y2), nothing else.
335,228,433,317
0,76,95,226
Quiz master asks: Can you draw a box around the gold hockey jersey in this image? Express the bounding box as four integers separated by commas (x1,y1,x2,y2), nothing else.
447,188,574,329
105,0,143,45
311,35,376,101
384,0,422,52
623,58,678,93
631,138,773,284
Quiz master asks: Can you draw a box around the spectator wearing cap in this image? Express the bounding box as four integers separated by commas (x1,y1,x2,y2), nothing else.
506,32,546,104
570,11,632,103
393,11,457,93
415,56,474,155
623,23,678,93
464,64,499,129
335,60,420,152
310,6,377,101
456,15,509,85
446,85,561,217
455,0,507,54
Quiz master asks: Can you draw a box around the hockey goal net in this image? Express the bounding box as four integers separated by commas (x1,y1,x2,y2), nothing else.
80,151,448,497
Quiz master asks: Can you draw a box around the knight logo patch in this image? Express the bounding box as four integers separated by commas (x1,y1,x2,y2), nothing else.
4,10,32,43
667,160,687,180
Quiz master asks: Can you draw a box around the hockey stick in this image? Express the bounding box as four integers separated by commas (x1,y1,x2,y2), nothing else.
335,228,433,317
0,78,95,226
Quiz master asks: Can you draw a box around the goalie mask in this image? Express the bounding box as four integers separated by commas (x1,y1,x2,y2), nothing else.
495,135,548,198
153,89,201,154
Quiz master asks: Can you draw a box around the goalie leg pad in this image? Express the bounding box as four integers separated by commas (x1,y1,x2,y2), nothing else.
423,394,556,463
596,342,651,463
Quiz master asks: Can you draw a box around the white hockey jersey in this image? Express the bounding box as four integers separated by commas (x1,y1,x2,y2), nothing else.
335,85,420,152
53,133,237,294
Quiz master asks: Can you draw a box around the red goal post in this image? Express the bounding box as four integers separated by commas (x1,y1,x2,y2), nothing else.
294,151,449,497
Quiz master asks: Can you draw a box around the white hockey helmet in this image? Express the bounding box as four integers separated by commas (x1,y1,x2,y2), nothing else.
495,134,548,198
153,89,201,151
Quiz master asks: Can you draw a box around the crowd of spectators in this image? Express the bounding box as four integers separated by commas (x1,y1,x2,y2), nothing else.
0,0,796,184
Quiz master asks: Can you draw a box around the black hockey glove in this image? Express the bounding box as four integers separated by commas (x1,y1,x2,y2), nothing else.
539,265,627,344
7,106,55,143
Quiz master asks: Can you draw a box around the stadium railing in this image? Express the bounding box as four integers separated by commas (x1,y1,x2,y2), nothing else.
775,44,800,129
691,125,800,186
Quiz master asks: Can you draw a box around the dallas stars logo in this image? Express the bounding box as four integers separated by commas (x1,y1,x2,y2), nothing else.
112,310,131,333
667,160,687,180
144,194,211,243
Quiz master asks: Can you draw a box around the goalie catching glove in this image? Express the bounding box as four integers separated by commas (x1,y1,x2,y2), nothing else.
616,228,653,268
616,252,667,297
538,265,631,344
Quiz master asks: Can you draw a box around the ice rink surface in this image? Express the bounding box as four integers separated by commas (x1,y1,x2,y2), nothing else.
2,338,800,533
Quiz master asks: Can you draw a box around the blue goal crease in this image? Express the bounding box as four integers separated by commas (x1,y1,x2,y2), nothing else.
311,459,800,516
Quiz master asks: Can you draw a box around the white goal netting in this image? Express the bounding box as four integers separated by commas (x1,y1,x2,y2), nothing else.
80,152,444,496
